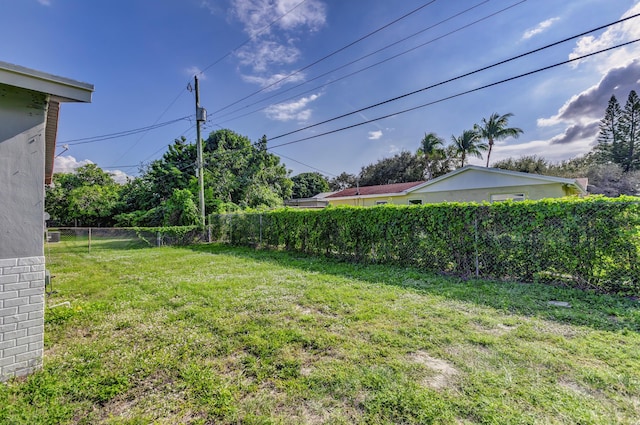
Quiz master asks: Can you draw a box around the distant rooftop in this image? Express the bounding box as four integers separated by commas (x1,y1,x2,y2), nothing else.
327,181,426,198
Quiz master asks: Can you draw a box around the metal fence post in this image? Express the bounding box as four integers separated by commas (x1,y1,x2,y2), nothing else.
474,216,479,278
259,214,263,245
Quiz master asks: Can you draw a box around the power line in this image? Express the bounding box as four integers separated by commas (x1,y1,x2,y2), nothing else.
211,0,439,116
97,0,307,169
267,38,640,151
62,116,192,145
213,0,519,125
275,152,337,177
267,12,640,142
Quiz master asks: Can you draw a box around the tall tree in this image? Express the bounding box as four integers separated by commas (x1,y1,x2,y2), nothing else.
328,172,357,191
204,130,292,208
594,95,624,164
451,130,487,167
45,164,120,226
417,132,445,180
474,112,523,167
619,90,640,172
492,155,549,174
291,172,330,199
358,151,424,186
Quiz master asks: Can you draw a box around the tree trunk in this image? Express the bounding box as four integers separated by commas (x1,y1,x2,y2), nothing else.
486,138,494,167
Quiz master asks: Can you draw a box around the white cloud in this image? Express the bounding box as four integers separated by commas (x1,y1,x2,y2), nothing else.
230,0,327,84
569,2,640,69
522,17,559,40
200,0,220,15
236,39,301,73
368,130,383,140
185,66,206,80
231,0,326,37
388,144,400,154
241,71,305,90
37,0,51,5
54,155,93,174
530,4,640,162
109,170,131,184
538,58,640,128
491,138,595,164
264,93,320,121
53,155,131,184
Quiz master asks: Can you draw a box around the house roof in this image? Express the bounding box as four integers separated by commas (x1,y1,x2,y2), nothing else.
327,181,426,198
0,61,93,184
325,166,587,201
0,61,93,102
407,165,587,195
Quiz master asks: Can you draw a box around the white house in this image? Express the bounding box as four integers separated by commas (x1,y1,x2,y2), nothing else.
326,166,587,206
0,61,93,381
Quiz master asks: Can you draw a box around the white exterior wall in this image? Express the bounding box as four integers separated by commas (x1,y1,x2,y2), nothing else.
0,256,45,381
0,84,47,382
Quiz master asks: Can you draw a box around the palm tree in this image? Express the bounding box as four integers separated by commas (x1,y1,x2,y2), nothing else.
417,132,445,180
451,130,487,167
475,112,523,167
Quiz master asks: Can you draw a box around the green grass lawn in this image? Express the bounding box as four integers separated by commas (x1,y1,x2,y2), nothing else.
2,240,639,424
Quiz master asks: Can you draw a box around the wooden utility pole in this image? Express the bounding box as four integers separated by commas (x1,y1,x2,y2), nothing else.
194,76,206,227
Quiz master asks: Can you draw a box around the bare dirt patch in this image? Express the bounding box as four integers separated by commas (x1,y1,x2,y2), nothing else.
409,351,459,390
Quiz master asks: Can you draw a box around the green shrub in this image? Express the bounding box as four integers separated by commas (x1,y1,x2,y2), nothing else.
209,197,640,296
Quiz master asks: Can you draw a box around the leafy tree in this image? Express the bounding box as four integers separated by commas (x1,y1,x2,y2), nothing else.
328,172,357,191
203,130,291,208
619,90,640,172
492,155,549,174
594,90,640,172
291,172,330,198
474,112,523,167
162,188,200,226
417,132,445,180
45,163,120,226
451,130,487,167
67,185,120,227
594,95,624,164
358,151,424,186
585,163,640,196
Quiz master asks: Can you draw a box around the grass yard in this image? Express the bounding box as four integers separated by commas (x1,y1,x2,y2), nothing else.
1,240,640,424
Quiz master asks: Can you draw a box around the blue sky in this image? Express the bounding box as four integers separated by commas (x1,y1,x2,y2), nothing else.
2,0,640,182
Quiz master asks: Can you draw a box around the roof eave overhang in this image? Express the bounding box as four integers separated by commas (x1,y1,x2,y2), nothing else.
0,61,93,103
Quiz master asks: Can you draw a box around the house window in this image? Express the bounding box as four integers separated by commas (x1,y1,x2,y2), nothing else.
409,199,422,205
375,201,388,205
490,193,526,202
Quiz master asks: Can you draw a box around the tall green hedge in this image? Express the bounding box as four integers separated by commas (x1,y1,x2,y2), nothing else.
209,197,640,295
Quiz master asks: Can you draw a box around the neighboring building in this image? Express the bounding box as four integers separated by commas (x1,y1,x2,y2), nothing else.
0,62,93,381
326,165,587,206
284,191,335,208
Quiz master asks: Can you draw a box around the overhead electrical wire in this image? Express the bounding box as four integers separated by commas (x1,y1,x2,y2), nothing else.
212,0,522,125
266,12,640,142
102,37,639,179
62,116,192,146
211,0,439,115
267,38,640,150
68,0,312,174
275,152,337,177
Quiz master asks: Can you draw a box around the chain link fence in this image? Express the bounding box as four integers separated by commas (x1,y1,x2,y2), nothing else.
45,227,209,254
45,200,640,296
209,201,640,295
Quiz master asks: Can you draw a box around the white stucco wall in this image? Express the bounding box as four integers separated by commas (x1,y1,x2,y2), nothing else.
0,84,47,259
